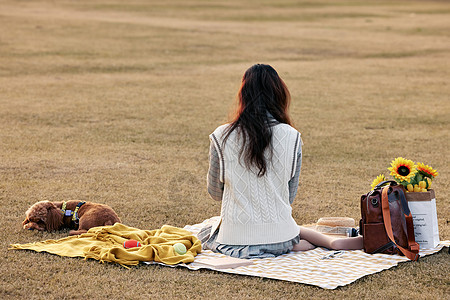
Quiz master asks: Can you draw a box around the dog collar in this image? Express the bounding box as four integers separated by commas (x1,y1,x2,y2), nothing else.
61,201,86,224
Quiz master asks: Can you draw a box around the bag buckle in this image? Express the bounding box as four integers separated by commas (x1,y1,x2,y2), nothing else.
370,197,379,207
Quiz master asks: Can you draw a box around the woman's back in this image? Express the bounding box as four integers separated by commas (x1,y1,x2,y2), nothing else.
210,122,301,245
204,64,303,258
205,64,363,257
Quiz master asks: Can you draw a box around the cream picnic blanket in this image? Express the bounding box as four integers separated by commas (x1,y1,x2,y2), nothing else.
151,217,448,290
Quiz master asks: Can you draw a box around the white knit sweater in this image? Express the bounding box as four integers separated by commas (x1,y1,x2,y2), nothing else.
210,123,301,245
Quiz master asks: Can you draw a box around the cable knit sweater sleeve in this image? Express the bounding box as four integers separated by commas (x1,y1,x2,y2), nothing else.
207,141,224,201
288,140,302,204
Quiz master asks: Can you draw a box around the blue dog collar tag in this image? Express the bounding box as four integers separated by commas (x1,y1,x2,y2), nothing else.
64,210,73,217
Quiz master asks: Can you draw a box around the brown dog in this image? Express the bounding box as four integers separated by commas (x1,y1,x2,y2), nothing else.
23,200,121,235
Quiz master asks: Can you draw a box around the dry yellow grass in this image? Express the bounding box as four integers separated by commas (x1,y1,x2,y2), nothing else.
1,0,449,299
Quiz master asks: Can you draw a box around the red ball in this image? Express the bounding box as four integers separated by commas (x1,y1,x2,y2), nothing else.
123,239,141,249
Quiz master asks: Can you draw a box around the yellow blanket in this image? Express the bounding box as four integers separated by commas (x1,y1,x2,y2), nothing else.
10,223,202,266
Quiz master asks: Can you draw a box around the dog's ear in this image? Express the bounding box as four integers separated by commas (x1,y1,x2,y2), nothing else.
26,201,49,222
45,203,63,232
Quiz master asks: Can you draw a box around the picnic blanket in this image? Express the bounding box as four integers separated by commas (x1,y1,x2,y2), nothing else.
155,216,448,289
10,223,202,266
9,218,448,289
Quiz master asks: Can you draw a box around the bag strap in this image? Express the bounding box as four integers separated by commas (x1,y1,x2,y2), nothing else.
396,190,420,253
375,180,397,189
381,186,420,261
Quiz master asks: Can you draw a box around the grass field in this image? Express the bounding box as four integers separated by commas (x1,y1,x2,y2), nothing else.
1,0,449,299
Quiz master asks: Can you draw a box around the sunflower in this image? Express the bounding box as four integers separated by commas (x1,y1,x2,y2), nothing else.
416,162,439,179
388,157,417,182
371,174,386,189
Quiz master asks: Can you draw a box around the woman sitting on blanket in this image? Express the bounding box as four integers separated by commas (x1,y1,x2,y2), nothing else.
199,64,363,259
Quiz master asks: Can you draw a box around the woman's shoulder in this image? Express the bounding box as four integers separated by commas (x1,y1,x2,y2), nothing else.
274,123,301,136
211,123,231,137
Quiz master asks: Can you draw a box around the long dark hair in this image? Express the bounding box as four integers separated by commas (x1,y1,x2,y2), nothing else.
223,64,293,177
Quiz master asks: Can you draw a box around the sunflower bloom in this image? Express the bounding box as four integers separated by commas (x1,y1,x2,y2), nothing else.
388,157,417,182
416,162,439,179
371,174,386,189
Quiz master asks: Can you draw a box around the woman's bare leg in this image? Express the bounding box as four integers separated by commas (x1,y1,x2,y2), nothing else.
329,236,363,250
296,226,363,250
292,239,316,251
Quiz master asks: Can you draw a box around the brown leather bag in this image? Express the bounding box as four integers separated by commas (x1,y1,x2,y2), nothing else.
360,181,419,261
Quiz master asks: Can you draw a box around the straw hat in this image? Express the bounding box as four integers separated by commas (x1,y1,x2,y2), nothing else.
317,217,355,228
